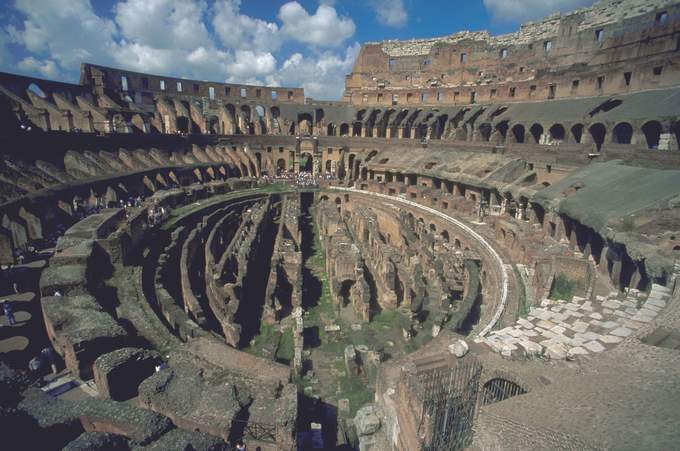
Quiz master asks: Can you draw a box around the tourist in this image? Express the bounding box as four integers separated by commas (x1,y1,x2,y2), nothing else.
2,300,15,326
235,440,246,450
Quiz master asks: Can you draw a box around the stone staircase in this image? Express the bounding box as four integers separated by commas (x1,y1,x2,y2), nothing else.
475,283,671,360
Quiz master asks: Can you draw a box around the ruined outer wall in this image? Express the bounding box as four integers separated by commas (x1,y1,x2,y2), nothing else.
81,63,305,104
345,0,680,105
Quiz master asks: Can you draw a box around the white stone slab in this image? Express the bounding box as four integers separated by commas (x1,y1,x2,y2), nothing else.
589,312,603,320
610,327,632,337
570,321,589,333
584,341,606,353
602,300,622,309
550,325,567,334
600,335,624,344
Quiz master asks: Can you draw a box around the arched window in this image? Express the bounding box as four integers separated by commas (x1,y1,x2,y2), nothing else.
571,124,584,143
529,123,543,144
511,124,525,143
642,121,662,149
588,123,606,151
478,123,492,142
27,83,46,98
612,122,633,144
548,124,565,142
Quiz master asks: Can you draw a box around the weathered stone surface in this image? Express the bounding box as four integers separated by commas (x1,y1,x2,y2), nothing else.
354,404,381,437
450,339,469,358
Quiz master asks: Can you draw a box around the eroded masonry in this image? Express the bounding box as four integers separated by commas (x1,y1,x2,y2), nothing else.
1,0,680,450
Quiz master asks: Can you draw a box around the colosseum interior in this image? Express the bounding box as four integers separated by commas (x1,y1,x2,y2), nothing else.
1,0,680,450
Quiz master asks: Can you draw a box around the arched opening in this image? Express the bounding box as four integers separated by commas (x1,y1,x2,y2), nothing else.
352,122,362,137
529,123,543,144
298,113,313,135
495,121,509,144
365,109,381,137
612,122,633,144
255,105,267,134
511,124,525,143
327,123,335,136
339,123,349,136
571,124,584,143
207,116,220,134
478,123,492,142
589,123,606,151
270,106,280,131
325,160,332,174
255,152,262,172
642,121,662,149
300,152,313,172
276,158,286,174
480,378,527,405
391,110,409,138
27,83,46,98
441,230,449,243
347,154,356,180
176,116,189,134
548,124,565,142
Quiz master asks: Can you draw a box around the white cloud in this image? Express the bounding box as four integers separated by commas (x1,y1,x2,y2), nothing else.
114,0,212,50
483,0,596,23
17,56,60,78
372,0,408,27
227,50,277,78
269,43,361,100
213,0,281,54
279,2,355,47
8,0,117,69
3,0,358,99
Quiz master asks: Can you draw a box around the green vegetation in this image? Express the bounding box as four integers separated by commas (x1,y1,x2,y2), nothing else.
333,360,375,418
550,272,579,301
276,328,295,362
621,215,636,232
244,320,278,358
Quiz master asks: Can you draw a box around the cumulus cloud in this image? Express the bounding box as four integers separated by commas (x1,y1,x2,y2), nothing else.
17,56,60,78
483,0,597,23
114,0,212,50
8,0,117,68
213,0,280,54
268,43,361,100
372,0,408,27
279,2,355,47
3,0,358,99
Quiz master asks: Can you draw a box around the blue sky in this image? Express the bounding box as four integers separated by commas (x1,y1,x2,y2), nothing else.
0,0,596,99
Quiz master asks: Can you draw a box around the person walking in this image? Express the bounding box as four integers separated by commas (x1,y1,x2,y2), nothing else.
235,440,246,451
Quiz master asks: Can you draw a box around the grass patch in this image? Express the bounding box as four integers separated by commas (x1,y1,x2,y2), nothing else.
244,321,278,358
549,272,579,301
276,328,295,362
334,360,375,417
620,216,636,232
